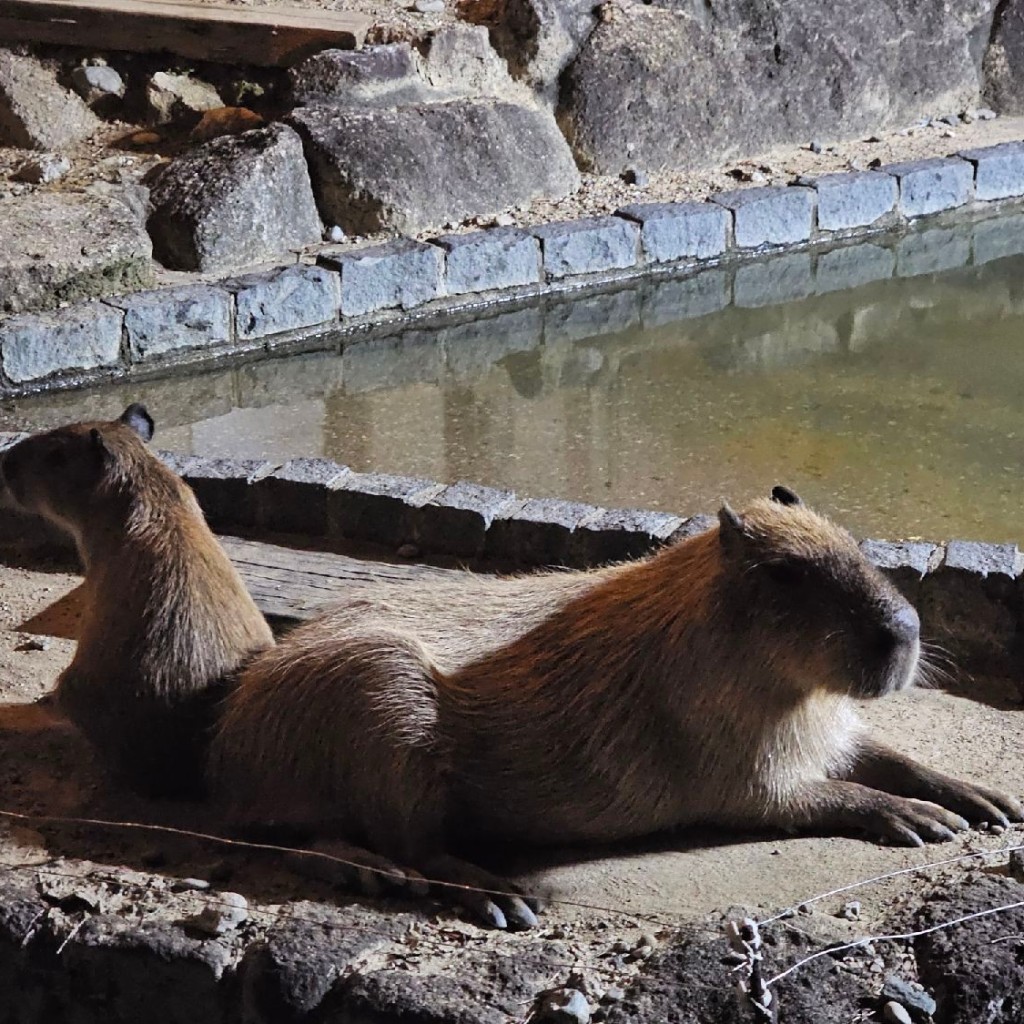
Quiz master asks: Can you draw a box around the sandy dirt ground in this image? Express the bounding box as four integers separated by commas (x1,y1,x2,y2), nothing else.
2,547,1022,970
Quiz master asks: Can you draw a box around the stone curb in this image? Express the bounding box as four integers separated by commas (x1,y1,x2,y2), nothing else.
1,145,1022,393
1,437,1020,675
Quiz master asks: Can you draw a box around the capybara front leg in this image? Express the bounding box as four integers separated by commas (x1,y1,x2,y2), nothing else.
420,853,542,931
284,838,428,897
841,738,1024,829
777,778,972,847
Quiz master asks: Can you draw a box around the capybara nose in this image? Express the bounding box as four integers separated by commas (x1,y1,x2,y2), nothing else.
875,603,920,657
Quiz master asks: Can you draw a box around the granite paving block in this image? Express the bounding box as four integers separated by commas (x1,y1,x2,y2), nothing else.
734,251,814,308
532,217,640,279
329,472,445,546
958,142,1024,201
108,284,232,362
860,538,939,600
883,157,974,218
617,202,730,263
485,497,602,565
813,172,898,231
711,186,815,248
342,331,444,394
320,240,444,318
815,243,895,294
411,481,522,557
178,456,279,530
433,228,541,295
972,212,1024,265
641,269,730,328
254,458,351,536
544,287,642,344
896,226,971,278
572,507,684,566
0,302,123,385
225,264,340,342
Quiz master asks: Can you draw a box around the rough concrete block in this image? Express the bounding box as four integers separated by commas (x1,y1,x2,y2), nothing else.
179,456,278,530
896,227,971,278
958,142,1024,201
734,251,814,308
641,269,730,328
226,264,340,341
254,458,351,536
544,287,642,344
812,172,898,231
617,202,730,263
883,157,974,217
532,217,640,279
321,240,444,318
108,285,232,362
572,507,684,566
485,497,602,566
815,243,895,294
329,472,445,547
711,186,815,248
972,212,1024,265
433,228,541,294
411,481,522,557
0,302,124,385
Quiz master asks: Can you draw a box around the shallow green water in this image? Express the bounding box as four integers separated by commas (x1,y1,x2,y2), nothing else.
3,220,1024,544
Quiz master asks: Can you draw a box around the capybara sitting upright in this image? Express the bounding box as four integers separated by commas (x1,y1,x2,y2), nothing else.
0,405,274,797
208,486,1021,928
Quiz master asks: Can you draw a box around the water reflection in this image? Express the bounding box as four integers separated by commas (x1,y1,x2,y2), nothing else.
2,227,1023,543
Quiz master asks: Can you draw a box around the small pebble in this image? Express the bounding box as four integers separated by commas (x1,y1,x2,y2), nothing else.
494,212,515,227
414,0,445,11
621,166,650,187
882,976,937,1017
637,932,656,948
938,113,961,126
17,636,51,651
867,157,882,169
883,1001,912,1024
808,139,822,153
536,988,591,1024
72,63,125,101
171,877,211,892
13,155,70,185
975,107,998,120
324,224,346,243
602,986,625,1003
839,900,861,921
182,891,248,936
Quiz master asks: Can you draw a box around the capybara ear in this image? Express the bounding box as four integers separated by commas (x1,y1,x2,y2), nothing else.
771,485,803,507
119,404,155,443
717,503,745,550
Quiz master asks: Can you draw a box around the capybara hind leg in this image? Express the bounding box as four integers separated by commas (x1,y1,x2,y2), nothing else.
421,854,541,931
775,779,972,847
841,738,1024,828
284,839,428,897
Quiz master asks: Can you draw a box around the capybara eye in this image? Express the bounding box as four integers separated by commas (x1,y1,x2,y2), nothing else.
765,561,807,586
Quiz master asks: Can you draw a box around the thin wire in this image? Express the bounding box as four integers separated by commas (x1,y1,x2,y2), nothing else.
765,898,1024,986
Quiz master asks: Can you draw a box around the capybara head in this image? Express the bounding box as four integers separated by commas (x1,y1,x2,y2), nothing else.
717,486,920,699
0,404,156,531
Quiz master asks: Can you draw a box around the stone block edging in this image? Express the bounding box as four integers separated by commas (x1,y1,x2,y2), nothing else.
1,144,1024,394
0,434,1020,677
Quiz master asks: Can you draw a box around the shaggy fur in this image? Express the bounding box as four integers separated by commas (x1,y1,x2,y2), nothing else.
0,405,274,797
209,489,1022,927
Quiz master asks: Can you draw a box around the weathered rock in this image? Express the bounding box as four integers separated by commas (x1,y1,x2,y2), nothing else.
289,44,429,106
71,63,125,111
883,157,974,218
421,23,525,99
0,50,100,150
533,217,639,278
12,153,70,184
320,240,443,317
147,123,322,272
146,70,222,125
434,228,541,294
460,0,598,102
560,0,997,174
618,202,730,263
959,141,1024,200
813,172,898,232
0,191,153,314
712,187,815,248
289,99,579,234
984,0,1024,114
226,264,340,340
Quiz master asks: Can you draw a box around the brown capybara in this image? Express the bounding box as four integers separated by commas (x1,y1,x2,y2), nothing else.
208,486,1021,928
0,405,274,798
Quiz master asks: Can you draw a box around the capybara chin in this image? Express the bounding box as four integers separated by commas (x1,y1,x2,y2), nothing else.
0,404,274,798
208,485,1022,929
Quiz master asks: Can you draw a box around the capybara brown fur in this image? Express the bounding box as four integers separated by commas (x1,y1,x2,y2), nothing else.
208,486,1022,928
0,405,274,798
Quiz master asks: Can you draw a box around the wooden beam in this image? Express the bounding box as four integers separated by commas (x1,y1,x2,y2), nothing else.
0,0,370,66
220,536,457,628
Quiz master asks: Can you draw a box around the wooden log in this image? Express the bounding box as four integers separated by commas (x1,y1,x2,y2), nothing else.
220,536,457,627
0,0,370,66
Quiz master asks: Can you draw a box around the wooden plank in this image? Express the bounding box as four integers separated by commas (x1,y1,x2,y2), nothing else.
0,0,370,66
220,536,457,627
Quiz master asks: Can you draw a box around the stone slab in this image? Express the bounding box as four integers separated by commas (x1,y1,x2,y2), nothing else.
289,43,426,106
617,202,730,263
433,228,541,295
0,302,124,385
329,472,446,546
573,507,685,565
411,481,522,557
882,157,974,218
711,186,815,248
815,242,895,294
254,458,351,536
178,456,278,530
320,240,444,318
944,540,1023,579
107,284,232,362
532,217,640,279
733,251,814,308
896,227,971,278
958,142,1024,201
225,264,340,341
812,172,898,231
485,497,602,565
0,191,153,315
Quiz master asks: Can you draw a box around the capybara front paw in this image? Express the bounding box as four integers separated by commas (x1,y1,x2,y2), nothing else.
423,855,543,931
870,797,970,847
924,779,1024,829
